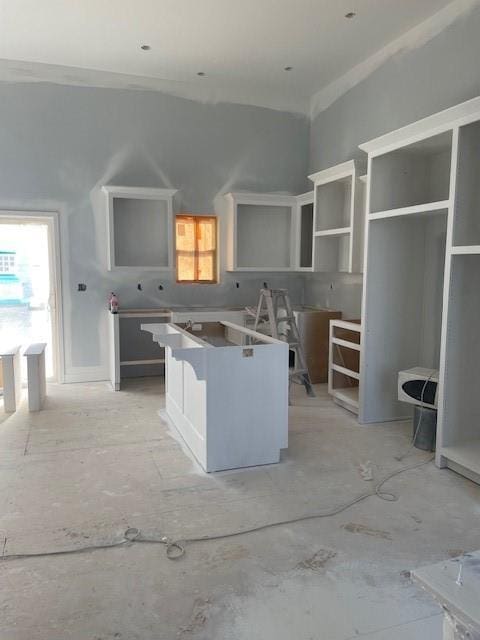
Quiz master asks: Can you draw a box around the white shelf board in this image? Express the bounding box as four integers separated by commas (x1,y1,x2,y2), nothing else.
226,267,293,272
331,363,360,380
332,386,359,409
441,441,480,476
369,200,450,221
331,319,362,333
314,227,352,237
120,359,165,366
450,245,480,255
332,337,361,351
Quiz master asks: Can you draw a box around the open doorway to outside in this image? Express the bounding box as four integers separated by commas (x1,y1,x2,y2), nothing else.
0,212,63,383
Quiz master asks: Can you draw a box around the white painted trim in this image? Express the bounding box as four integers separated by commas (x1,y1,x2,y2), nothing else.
102,185,177,199
331,363,360,381
310,160,359,273
103,185,177,272
310,0,480,119
225,192,296,206
308,160,356,185
314,227,351,237
295,191,315,205
450,244,480,254
0,210,65,383
359,96,480,156
64,366,110,384
369,200,450,220
293,191,314,271
225,191,296,272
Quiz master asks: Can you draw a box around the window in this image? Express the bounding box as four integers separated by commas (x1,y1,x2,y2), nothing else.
176,215,217,283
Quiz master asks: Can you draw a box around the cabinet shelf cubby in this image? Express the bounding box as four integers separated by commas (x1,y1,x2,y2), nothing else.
309,160,364,274
103,186,177,271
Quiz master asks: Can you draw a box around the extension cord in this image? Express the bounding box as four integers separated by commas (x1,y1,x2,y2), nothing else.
0,456,434,562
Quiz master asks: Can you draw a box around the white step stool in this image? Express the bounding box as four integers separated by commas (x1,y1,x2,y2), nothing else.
0,345,22,413
24,343,47,412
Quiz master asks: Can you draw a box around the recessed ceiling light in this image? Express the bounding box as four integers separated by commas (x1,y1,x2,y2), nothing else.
197,71,206,76
345,11,356,18
284,66,293,71
140,44,151,51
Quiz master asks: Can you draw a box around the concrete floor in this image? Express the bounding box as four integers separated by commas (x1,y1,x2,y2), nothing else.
1,378,479,640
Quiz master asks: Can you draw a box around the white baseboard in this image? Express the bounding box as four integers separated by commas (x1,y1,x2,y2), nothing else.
63,367,110,384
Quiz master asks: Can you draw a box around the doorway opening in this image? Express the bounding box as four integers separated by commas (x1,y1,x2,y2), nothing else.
0,213,63,383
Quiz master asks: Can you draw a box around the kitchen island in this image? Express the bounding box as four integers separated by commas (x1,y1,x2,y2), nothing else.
142,320,289,472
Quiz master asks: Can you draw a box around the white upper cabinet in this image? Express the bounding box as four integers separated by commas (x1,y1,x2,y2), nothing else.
308,160,364,273
103,186,177,271
225,192,296,271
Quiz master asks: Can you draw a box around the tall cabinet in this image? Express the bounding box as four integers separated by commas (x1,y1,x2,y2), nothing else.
359,95,480,484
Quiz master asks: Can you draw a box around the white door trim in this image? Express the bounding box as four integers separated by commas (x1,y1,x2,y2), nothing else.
0,210,65,383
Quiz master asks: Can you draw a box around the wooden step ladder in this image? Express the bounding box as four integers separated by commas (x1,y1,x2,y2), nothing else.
251,288,315,397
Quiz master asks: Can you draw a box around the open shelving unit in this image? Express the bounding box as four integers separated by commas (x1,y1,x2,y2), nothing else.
358,95,480,484
308,160,364,273
103,186,177,271
328,319,362,414
225,192,296,271
109,309,171,391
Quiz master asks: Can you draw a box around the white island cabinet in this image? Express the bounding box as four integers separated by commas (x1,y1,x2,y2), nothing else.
142,321,289,472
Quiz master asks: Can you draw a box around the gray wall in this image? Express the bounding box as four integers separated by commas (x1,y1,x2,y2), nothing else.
305,4,480,316
0,83,309,380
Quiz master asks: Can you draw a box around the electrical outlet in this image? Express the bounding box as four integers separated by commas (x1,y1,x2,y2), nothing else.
77,283,87,292
137,283,142,291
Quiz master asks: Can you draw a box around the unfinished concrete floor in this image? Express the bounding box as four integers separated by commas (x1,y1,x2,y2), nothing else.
1,378,479,640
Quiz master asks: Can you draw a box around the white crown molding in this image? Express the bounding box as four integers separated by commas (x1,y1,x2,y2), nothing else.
309,0,480,120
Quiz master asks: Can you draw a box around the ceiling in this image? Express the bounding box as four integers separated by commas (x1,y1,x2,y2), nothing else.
0,0,463,113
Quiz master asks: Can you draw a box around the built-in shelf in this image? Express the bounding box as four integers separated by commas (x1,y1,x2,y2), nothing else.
453,120,480,247
358,95,480,485
226,192,296,272
369,200,450,221
103,185,177,271
308,160,364,274
329,319,362,415
368,130,452,214
109,310,171,390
